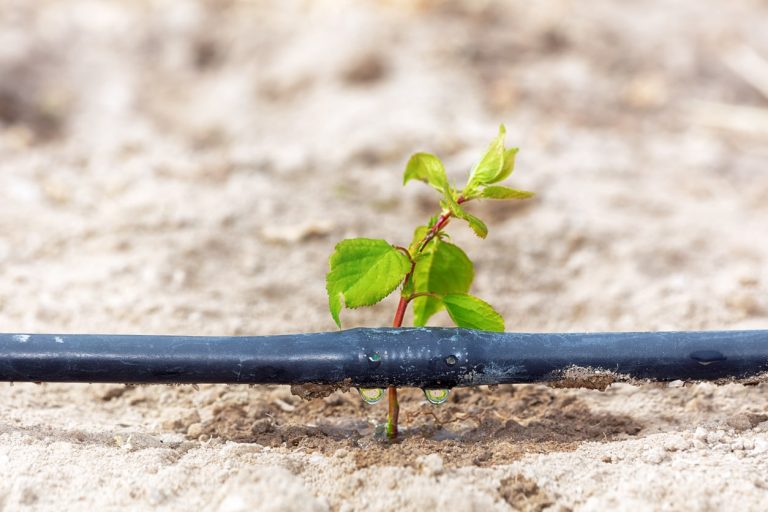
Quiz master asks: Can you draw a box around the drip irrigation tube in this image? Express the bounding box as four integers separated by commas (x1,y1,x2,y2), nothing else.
1,328,767,388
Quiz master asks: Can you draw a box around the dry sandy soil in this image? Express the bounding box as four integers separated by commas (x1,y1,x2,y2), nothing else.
1,0,768,510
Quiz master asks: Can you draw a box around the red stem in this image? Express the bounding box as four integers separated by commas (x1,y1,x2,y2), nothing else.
393,297,408,328
386,195,468,438
388,294,407,438
417,196,466,252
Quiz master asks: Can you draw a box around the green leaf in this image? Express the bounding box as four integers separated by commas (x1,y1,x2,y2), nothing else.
490,147,519,184
480,186,534,200
326,238,411,327
463,212,488,238
403,153,449,193
408,225,430,254
411,240,474,326
467,125,506,188
442,184,489,238
443,294,505,332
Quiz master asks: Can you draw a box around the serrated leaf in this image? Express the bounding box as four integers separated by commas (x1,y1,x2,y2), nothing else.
442,183,489,238
403,153,449,193
326,238,411,327
480,186,534,200
467,125,506,188
490,147,518,184
411,240,474,326
462,212,488,238
443,294,504,332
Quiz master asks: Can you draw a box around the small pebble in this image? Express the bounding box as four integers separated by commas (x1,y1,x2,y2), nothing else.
187,423,204,438
753,439,768,454
727,414,754,432
691,440,706,450
273,398,296,412
643,447,667,464
251,418,273,434
417,453,444,476
663,437,690,452
707,431,725,445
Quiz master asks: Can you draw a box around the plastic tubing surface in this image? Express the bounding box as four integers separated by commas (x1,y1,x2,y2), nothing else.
1,328,767,388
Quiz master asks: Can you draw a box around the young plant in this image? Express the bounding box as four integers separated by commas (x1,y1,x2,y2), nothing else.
326,125,533,437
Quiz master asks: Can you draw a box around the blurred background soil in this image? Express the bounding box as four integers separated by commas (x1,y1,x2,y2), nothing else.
1,0,768,510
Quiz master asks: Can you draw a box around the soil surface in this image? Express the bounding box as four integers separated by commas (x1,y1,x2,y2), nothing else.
1,0,768,510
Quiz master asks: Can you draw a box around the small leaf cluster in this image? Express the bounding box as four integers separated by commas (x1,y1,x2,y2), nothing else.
326,125,533,332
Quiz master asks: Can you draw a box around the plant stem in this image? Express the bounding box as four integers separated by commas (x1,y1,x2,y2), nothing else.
386,385,399,438
386,195,468,438
417,196,466,252
393,297,408,329
405,291,441,301
387,296,406,439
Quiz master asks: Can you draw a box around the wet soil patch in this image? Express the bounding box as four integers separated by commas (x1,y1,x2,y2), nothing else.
190,385,641,468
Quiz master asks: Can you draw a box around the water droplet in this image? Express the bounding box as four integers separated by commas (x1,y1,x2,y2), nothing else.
358,388,384,404
423,388,450,405
368,352,382,367
445,355,457,366
690,350,726,366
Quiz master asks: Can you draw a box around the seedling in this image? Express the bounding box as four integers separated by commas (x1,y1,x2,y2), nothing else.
326,126,533,437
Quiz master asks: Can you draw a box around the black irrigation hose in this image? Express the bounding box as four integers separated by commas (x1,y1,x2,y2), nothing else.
1,328,767,388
